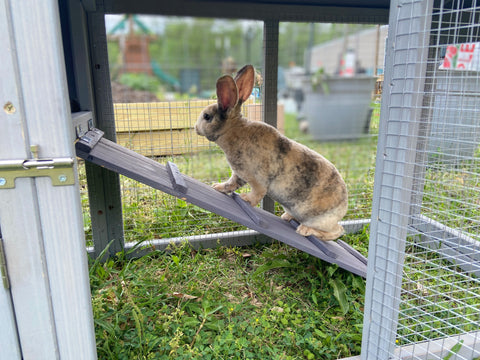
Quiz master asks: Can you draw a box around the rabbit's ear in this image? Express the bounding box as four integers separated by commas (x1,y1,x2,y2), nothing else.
216,75,238,112
234,65,255,103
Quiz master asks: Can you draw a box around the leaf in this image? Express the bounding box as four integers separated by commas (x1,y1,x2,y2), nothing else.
172,292,198,300
205,305,224,317
443,340,464,360
171,255,180,266
314,329,328,338
321,81,330,95
352,276,365,292
327,265,338,277
252,259,292,277
329,278,350,314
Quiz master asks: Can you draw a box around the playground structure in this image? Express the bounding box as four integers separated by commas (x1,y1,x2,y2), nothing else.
1,1,479,360
108,14,180,89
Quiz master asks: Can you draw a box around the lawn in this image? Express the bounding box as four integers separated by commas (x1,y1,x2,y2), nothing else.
90,237,368,360
86,101,480,358
87,105,380,359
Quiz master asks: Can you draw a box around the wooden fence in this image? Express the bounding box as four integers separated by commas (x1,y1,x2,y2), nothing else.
113,99,284,156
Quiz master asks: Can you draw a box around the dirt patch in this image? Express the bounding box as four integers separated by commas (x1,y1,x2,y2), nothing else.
111,81,159,103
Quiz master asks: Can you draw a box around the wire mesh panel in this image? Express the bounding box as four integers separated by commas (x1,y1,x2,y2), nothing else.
79,15,385,252
363,0,480,358
79,17,267,246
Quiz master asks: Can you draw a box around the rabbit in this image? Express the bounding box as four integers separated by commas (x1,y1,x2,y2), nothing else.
195,65,348,241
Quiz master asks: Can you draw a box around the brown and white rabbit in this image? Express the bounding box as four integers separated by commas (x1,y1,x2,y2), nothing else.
195,65,347,241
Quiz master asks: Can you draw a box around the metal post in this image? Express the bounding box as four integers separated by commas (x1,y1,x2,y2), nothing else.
85,7,125,258
262,20,279,214
361,0,433,358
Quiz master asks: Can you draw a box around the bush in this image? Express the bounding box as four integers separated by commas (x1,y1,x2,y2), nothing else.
119,72,161,93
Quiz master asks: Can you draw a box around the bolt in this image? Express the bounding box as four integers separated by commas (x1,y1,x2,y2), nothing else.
0,178,6,186
58,175,67,183
3,102,16,114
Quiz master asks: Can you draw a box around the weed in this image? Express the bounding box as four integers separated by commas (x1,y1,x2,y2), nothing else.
90,239,367,359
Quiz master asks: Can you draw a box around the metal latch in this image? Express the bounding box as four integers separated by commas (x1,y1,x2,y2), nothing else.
0,157,75,189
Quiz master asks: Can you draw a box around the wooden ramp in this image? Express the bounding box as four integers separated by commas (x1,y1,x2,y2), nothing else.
76,129,367,278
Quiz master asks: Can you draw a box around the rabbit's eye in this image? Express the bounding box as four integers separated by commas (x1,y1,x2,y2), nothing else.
203,113,212,122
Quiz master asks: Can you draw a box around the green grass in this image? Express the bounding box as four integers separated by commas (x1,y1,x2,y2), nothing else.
85,109,378,359
81,108,379,244
86,101,479,358
90,233,368,359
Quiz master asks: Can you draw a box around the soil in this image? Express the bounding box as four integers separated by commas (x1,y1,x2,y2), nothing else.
111,81,159,103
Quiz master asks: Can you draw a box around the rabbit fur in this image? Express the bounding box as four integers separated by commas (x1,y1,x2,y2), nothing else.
195,65,347,241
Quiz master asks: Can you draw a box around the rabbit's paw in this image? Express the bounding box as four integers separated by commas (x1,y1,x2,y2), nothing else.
212,182,231,193
296,224,343,241
296,224,315,237
240,192,261,207
281,212,294,222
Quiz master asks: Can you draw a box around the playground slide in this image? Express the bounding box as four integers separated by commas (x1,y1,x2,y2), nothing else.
151,60,180,89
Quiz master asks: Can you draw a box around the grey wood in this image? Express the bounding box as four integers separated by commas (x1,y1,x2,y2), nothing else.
99,0,389,24
231,192,264,226
166,161,188,193
84,11,125,258
77,129,368,277
261,20,279,214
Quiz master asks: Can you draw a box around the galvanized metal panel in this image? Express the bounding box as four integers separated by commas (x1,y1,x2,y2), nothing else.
1,1,58,358
361,0,434,358
1,0,97,358
0,8,21,347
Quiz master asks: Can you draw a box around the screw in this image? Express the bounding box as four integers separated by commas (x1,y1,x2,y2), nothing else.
0,178,6,186
58,175,67,183
3,102,16,114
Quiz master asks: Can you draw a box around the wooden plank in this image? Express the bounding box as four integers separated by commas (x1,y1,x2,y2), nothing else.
86,11,125,258
231,192,265,227
112,100,284,156
76,129,368,278
166,161,187,193
101,0,390,24
114,100,216,131
113,99,272,132
116,129,211,156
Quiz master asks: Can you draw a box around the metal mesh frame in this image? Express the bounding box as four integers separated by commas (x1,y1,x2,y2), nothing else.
362,0,480,358
80,16,382,252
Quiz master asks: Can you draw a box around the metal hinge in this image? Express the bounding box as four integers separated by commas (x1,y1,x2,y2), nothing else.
0,229,9,289
0,152,75,189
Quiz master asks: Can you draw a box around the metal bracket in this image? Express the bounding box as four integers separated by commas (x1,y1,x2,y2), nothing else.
72,111,94,139
0,157,75,189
